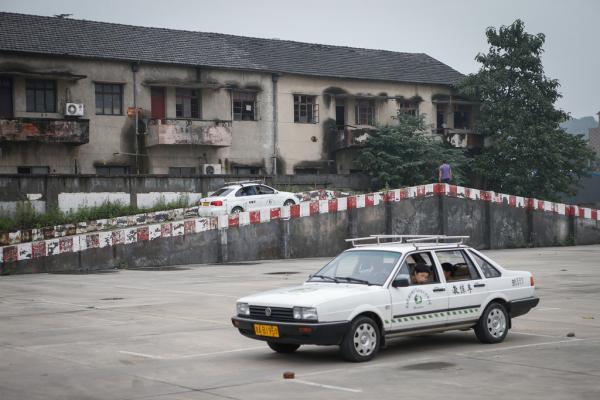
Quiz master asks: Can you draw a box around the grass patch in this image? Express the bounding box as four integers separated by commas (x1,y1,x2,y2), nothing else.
0,194,194,233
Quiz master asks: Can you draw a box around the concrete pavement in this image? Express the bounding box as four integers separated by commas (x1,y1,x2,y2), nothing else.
1,246,599,399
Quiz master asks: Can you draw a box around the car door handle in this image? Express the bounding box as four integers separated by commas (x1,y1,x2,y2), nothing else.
433,287,446,292
474,283,485,288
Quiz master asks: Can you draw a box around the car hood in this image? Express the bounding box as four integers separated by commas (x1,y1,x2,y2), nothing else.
238,282,382,307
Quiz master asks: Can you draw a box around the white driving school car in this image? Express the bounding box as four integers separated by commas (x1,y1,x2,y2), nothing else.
231,235,539,362
197,181,298,216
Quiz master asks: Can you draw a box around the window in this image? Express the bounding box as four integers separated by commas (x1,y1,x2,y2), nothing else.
436,250,481,281
257,185,275,195
355,100,375,125
235,185,259,197
176,88,199,118
95,166,129,176
232,91,256,121
453,105,471,129
26,80,56,113
234,166,260,175
468,250,501,278
17,166,49,175
396,252,439,285
398,102,418,116
311,250,401,286
169,167,196,177
294,95,318,123
95,83,123,115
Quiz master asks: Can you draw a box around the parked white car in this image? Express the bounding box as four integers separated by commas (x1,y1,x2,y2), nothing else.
231,235,539,362
198,181,298,216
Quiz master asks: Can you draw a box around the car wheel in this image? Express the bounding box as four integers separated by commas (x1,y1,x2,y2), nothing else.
267,342,300,354
283,199,295,206
340,316,380,362
231,206,244,214
474,302,509,344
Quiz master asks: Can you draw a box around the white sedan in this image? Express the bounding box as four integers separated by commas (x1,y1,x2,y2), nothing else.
198,182,298,216
231,235,539,362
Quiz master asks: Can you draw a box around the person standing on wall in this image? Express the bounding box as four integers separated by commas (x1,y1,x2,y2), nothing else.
438,160,452,184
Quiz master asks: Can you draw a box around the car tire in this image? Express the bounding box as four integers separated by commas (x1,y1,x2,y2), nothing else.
283,199,295,206
267,342,300,354
340,316,380,362
231,206,244,214
474,302,509,344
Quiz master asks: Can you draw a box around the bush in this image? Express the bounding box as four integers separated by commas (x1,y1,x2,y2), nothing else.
0,194,194,233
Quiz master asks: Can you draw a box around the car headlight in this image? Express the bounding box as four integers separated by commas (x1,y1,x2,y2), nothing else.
236,302,250,316
293,306,318,321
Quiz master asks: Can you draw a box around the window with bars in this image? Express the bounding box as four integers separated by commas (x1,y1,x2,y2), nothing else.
355,100,375,126
95,166,129,176
169,167,196,177
26,80,56,113
398,102,419,116
294,95,318,124
95,83,123,115
232,91,256,121
176,88,200,118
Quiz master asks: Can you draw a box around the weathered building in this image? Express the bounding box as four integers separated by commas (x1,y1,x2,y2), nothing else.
0,12,478,176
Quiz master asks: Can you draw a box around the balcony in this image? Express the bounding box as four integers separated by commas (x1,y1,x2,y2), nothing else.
432,128,482,148
332,127,375,151
146,119,232,147
0,118,89,145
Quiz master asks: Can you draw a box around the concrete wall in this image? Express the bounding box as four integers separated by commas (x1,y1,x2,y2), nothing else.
0,173,369,216
2,183,600,274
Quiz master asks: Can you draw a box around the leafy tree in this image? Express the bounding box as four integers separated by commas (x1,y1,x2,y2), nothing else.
459,19,596,200
357,112,470,190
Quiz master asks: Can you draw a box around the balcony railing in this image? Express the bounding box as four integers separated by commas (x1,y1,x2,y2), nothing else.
0,118,89,145
332,127,375,151
146,119,232,147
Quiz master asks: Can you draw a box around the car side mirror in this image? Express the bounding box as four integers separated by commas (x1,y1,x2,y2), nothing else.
392,277,410,288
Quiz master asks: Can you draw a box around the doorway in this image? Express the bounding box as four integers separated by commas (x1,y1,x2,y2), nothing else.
150,87,166,121
335,99,345,130
0,77,13,118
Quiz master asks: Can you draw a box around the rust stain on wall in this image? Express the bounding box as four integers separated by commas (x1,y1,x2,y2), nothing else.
0,118,89,144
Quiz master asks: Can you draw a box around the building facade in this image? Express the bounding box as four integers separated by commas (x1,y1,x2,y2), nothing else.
0,12,479,176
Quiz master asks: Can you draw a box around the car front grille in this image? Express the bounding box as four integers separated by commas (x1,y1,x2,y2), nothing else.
248,305,294,322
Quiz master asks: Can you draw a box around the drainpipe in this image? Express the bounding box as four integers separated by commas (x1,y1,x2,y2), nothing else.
272,73,279,175
131,62,140,174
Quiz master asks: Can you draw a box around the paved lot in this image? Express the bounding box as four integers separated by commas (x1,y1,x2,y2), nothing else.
1,245,599,400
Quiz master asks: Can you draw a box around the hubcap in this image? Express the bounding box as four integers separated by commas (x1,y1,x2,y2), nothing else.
486,308,506,338
353,323,377,356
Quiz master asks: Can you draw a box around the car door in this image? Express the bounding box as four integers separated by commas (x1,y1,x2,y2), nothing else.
388,251,449,332
434,249,487,325
256,185,276,208
234,185,260,211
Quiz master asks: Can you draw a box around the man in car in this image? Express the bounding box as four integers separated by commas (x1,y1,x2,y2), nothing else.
442,262,456,282
411,263,431,284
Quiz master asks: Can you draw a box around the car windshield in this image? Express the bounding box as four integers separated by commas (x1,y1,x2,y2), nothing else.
309,250,402,286
210,187,234,197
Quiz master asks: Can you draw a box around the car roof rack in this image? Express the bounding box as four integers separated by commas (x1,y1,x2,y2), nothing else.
223,179,265,186
345,234,469,248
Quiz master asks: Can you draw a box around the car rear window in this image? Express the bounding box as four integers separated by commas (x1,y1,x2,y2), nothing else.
469,250,501,278
210,188,233,197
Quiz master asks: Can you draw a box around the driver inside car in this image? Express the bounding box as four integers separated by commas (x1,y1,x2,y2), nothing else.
411,263,431,284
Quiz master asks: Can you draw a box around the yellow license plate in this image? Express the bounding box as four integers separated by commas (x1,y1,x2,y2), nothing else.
254,324,279,338
202,202,210,206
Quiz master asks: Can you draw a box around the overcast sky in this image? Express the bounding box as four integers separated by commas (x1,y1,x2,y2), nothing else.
3,0,599,119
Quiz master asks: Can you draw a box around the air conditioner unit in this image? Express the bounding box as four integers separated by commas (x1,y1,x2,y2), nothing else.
200,164,222,175
65,103,84,117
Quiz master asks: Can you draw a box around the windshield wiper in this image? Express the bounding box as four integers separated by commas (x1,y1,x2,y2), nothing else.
309,274,339,283
337,276,371,285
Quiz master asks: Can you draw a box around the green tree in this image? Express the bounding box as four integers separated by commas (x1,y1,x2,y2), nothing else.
459,19,596,200
357,112,469,190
